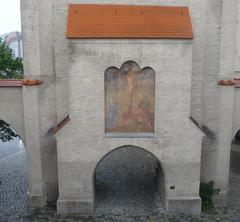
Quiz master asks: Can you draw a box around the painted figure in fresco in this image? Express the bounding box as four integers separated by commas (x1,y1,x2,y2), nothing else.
137,95,153,129
106,96,118,129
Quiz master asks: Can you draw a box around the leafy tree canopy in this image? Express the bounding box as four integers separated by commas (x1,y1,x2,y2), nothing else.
0,38,23,79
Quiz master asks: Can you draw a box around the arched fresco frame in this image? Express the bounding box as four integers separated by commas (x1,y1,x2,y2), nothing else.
105,61,155,136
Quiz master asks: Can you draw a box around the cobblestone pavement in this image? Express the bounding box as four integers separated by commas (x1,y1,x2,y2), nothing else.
0,150,28,222
1,149,240,221
95,147,165,216
0,138,25,160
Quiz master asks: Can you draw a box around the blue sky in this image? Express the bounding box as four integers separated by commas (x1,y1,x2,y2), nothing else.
0,0,21,35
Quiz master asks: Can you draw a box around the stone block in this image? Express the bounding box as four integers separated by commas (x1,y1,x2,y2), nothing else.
167,197,202,214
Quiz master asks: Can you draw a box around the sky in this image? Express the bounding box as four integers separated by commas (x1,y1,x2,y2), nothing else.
0,0,21,35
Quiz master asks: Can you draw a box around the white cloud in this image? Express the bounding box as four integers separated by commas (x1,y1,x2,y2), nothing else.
0,0,21,35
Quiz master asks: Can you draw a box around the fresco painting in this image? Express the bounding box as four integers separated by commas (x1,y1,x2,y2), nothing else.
105,61,155,133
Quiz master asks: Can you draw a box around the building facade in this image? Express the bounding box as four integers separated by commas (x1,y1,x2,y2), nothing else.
0,0,240,215
0,31,23,58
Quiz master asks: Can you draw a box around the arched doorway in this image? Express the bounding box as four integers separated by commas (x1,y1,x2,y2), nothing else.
94,145,165,216
0,120,27,216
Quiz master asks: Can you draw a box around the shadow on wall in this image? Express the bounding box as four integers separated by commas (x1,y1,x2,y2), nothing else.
94,145,165,216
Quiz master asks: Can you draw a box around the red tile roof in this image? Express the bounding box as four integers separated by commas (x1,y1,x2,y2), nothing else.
0,79,23,87
0,79,44,87
21,79,43,86
66,4,193,39
218,79,240,88
52,116,70,134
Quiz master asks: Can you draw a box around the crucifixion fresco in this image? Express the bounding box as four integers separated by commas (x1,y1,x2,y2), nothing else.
105,61,155,133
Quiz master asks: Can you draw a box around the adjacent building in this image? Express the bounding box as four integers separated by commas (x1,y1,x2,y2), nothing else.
0,31,23,58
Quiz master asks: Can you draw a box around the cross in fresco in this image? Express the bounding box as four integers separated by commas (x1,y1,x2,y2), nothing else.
124,68,139,117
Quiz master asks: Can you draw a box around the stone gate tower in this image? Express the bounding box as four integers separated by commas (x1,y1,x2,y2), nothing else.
2,0,237,215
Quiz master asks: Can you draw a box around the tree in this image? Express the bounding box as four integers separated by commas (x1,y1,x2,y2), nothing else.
0,38,23,79
0,120,19,142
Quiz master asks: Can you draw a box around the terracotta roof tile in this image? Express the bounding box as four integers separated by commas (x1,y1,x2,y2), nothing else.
0,79,23,87
218,79,240,88
52,116,70,134
21,79,43,86
66,4,193,39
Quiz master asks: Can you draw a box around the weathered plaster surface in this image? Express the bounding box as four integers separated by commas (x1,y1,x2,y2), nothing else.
55,40,203,214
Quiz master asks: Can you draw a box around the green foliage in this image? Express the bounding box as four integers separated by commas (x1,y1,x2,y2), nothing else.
0,38,23,79
0,120,19,142
200,181,220,212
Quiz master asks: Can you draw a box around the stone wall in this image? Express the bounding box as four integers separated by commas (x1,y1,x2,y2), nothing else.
18,0,240,212
0,87,25,141
200,0,238,205
21,0,58,206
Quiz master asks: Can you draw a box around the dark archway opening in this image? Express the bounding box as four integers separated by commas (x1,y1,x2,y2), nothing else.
233,130,240,145
231,130,240,174
0,120,27,215
94,146,165,216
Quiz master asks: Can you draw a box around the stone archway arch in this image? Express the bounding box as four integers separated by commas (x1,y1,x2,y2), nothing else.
0,85,25,141
94,144,168,181
93,145,166,215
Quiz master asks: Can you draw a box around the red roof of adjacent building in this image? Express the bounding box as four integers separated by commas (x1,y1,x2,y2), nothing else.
66,4,193,39
0,79,23,87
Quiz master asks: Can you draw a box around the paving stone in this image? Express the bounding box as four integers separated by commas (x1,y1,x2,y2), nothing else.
1,150,240,221
0,150,27,222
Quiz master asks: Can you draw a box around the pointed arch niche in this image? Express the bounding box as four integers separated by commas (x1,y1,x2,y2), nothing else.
105,61,155,135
